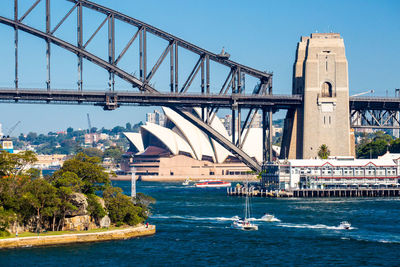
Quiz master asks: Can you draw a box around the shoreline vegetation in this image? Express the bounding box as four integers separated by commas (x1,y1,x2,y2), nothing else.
0,151,155,247
0,224,155,249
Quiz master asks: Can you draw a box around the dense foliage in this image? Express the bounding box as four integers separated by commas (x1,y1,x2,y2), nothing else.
356,131,399,158
0,151,152,236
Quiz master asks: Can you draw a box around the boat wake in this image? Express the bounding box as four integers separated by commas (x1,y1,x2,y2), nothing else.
151,214,240,222
151,214,280,223
249,214,281,222
277,222,356,230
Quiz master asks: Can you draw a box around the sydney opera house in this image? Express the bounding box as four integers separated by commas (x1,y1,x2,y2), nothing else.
122,107,279,181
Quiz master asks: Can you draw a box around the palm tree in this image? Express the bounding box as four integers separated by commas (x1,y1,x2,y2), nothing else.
318,144,330,159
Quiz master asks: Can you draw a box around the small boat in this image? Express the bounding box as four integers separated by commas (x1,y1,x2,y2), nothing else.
195,180,231,188
261,213,275,222
232,218,258,231
232,180,258,231
339,221,351,229
182,178,191,186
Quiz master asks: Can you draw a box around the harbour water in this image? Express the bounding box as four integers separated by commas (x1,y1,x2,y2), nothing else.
1,181,400,266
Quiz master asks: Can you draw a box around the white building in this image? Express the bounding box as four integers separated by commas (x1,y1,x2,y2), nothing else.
123,107,281,181
277,156,400,190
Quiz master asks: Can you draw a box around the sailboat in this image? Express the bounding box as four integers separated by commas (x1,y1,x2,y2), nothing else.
232,182,258,231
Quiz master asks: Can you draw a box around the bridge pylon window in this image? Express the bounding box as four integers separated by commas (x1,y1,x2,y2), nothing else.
321,82,333,97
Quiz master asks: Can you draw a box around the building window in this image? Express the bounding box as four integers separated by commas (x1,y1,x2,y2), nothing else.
321,82,333,97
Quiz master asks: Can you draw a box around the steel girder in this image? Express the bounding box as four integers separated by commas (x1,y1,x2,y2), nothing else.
0,89,302,109
350,97,400,129
351,109,400,129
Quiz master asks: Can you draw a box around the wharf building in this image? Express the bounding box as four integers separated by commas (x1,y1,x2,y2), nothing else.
270,154,400,190
122,107,279,181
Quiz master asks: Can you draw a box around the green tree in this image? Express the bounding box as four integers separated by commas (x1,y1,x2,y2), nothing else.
318,144,330,159
389,138,400,153
26,132,37,142
22,179,59,232
0,150,37,177
87,194,106,225
53,153,110,194
0,207,16,236
103,186,146,226
111,126,125,135
356,131,392,159
103,146,124,163
50,172,83,231
77,147,104,158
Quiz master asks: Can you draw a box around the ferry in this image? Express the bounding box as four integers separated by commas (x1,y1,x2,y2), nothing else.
195,180,231,188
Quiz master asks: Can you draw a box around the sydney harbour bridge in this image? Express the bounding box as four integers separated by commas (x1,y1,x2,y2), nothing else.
0,0,399,172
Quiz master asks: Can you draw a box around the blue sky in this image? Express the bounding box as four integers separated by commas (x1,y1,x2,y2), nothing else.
0,0,399,135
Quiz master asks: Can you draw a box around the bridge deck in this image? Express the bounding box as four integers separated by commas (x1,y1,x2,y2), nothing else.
0,88,302,109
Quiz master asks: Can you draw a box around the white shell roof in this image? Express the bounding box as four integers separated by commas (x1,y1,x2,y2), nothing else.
141,122,194,157
240,128,263,163
123,132,144,152
162,107,215,161
193,108,230,163
124,108,284,164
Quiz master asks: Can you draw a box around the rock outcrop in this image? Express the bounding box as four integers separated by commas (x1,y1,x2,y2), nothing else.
63,215,97,231
7,193,112,233
66,193,88,217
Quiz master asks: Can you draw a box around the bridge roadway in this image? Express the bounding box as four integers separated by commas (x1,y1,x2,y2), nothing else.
0,88,302,109
0,89,399,111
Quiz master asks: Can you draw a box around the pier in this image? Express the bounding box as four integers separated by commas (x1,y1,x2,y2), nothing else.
227,187,400,198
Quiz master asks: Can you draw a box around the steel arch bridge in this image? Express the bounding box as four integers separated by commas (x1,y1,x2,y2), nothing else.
1,1,398,172
0,0,280,172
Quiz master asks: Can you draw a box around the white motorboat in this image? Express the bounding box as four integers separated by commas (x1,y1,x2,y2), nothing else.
261,213,275,222
339,221,351,229
232,180,258,231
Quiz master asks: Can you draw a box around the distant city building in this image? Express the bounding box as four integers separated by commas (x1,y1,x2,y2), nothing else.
0,136,14,153
84,133,109,145
0,123,3,137
146,110,165,127
250,112,262,128
220,114,238,136
32,154,70,169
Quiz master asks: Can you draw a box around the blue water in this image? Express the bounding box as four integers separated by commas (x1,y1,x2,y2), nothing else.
1,181,400,266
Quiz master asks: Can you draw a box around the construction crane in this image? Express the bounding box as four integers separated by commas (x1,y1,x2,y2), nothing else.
351,89,374,97
87,113,92,133
6,121,21,136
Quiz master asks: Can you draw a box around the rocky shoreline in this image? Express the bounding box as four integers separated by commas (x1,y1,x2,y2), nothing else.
0,225,155,249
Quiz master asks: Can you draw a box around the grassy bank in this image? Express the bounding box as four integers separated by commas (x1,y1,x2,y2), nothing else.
1,226,124,239
0,225,155,249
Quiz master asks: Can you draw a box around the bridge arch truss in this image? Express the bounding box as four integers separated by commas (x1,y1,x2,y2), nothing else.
0,0,279,172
